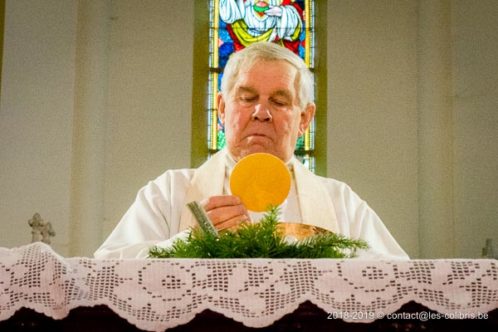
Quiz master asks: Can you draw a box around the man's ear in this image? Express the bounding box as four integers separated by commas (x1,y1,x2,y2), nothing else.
298,103,316,136
217,93,226,124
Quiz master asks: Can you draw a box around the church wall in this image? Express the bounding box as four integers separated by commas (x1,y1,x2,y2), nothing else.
102,0,194,247
0,0,77,254
327,0,419,257
451,0,498,258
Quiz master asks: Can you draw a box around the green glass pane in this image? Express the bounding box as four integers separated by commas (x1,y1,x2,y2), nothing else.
217,130,226,150
295,135,305,154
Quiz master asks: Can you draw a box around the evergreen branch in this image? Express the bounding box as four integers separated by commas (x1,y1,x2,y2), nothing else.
149,206,368,259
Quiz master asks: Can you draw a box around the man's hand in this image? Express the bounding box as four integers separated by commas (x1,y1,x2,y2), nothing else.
201,195,250,231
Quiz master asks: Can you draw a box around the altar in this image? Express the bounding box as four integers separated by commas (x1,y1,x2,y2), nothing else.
1,243,497,331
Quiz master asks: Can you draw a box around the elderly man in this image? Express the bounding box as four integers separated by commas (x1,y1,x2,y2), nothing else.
94,42,408,259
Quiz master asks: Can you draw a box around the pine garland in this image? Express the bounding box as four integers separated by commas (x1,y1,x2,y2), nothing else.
148,207,368,259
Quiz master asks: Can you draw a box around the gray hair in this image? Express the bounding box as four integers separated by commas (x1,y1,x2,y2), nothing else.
220,42,314,109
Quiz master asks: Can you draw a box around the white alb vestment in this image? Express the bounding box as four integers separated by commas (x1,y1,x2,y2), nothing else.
94,149,409,259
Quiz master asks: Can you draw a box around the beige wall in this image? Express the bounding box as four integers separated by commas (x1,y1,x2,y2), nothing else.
0,0,193,256
103,0,193,244
451,0,498,257
0,0,77,254
327,0,419,257
1,0,497,258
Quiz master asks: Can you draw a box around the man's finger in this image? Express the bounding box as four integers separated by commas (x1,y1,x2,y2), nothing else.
207,204,248,226
201,195,242,211
214,214,250,231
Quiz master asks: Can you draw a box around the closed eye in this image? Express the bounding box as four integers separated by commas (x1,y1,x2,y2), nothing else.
239,95,257,105
236,86,258,105
270,97,289,107
240,96,257,102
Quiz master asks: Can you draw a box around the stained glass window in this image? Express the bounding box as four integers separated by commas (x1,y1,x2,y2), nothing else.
208,0,316,171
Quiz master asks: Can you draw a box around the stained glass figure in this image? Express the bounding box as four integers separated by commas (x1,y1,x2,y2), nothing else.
208,0,315,171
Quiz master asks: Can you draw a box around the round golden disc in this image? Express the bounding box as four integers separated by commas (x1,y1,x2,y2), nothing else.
230,153,291,212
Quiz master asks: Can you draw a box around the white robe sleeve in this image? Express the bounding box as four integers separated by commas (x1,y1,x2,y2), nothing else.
326,179,409,260
93,170,193,259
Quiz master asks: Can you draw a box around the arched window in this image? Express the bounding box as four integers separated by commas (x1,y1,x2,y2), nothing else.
192,0,326,175
191,0,328,176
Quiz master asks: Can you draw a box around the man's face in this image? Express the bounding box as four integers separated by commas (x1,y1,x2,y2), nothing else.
219,59,315,162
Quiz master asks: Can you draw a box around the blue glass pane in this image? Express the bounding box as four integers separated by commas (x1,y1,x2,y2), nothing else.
219,42,234,68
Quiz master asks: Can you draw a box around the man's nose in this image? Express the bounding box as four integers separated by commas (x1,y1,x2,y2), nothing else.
251,104,272,122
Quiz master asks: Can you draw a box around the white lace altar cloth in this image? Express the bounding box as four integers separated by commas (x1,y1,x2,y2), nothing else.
0,243,497,331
